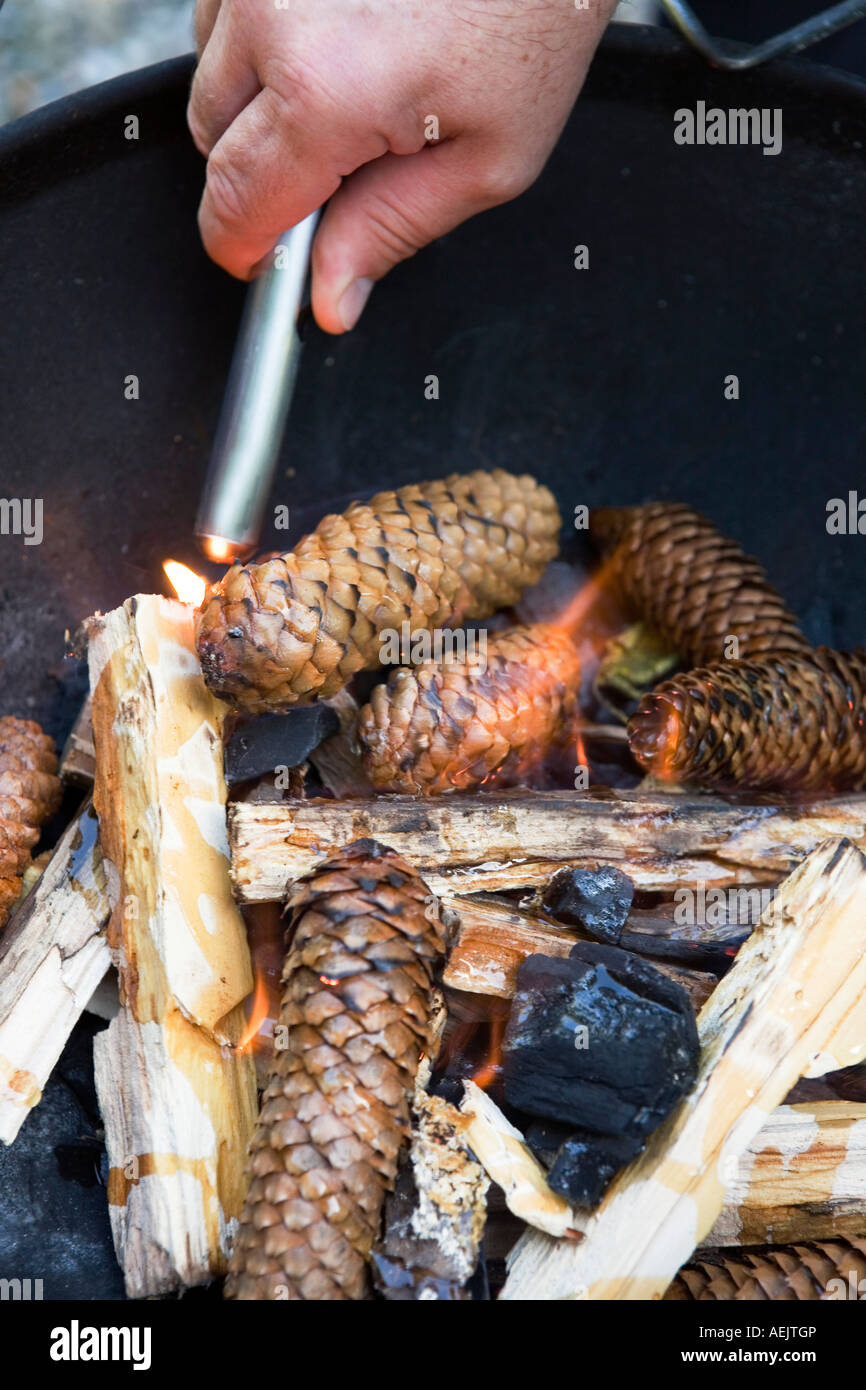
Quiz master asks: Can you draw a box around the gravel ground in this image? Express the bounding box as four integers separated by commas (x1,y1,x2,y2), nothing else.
0,0,659,126
0,0,193,124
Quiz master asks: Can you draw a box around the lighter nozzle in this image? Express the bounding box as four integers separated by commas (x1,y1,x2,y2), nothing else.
196,532,256,565
194,211,320,567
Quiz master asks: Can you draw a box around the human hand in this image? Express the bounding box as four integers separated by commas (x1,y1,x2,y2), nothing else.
188,0,617,332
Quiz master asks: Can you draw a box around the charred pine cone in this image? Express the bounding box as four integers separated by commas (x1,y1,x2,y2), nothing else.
629,648,866,792
224,840,448,1301
667,1239,866,1300
357,623,581,794
196,469,561,714
591,503,808,666
0,717,61,928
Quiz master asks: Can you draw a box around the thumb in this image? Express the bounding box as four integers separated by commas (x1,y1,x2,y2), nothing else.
311,142,518,335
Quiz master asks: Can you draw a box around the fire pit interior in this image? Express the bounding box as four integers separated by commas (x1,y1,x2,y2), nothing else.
1,29,866,1302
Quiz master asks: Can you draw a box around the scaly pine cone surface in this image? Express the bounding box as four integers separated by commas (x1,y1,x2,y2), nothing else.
666,1239,866,1300
357,623,581,794
197,469,561,714
591,503,809,666
225,840,447,1301
628,648,866,792
0,717,61,927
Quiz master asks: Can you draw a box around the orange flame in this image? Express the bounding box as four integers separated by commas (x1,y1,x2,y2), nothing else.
163,559,207,608
236,969,271,1052
655,698,683,782
471,1013,506,1092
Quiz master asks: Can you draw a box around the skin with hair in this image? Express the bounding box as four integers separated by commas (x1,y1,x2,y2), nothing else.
188,0,618,332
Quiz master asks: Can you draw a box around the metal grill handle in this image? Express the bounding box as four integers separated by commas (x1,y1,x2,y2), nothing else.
660,0,866,69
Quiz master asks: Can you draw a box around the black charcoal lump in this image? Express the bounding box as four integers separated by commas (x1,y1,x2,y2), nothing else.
547,1130,643,1209
503,941,699,1139
524,1119,573,1170
542,865,634,945
224,706,340,786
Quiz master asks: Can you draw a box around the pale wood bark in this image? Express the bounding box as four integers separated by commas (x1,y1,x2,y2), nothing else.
88,595,258,1297
707,1100,866,1248
229,790,866,902
500,838,866,1300
0,800,111,1144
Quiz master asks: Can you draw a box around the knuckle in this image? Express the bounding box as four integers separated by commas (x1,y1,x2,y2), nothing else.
362,192,428,262
479,157,537,207
260,52,339,123
186,95,213,157
203,147,251,230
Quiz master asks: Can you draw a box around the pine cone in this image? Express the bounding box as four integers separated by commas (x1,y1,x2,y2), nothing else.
357,623,581,794
225,840,448,1301
666,1240,866,1300
591,503,808,666
0,717,61,928
628,648,866,792
196,469,561,714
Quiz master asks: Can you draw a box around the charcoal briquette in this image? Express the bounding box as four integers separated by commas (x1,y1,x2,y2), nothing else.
502,941,699,1136
542,865,634,944
547,1130,643,1208
224,706,340,786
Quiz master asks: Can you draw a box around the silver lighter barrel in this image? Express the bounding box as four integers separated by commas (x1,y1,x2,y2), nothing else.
194,210,320,563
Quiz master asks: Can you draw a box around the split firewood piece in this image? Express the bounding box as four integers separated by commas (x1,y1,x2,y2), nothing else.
501,837,866,1300
460,1081,576,1238
229,788,866,902
87,595,257,1297
196,469,561,714
225,840,448,1301
667,1238,866,1301
0,800,111,1144
59,695,95,788
443,896,717,1012
707,1101,866,1248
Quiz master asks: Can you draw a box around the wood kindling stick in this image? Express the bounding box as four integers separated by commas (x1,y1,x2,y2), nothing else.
500,837,866,1300
87,595,258,1298
0,800,111,1144
229,790,866,902
460,1081,575,1238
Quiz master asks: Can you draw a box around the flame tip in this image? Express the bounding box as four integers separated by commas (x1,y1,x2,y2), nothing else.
163,559,207,609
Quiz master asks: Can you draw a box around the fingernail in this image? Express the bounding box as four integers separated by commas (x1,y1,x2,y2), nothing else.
337,277,373,331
